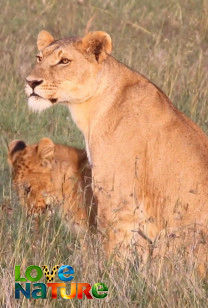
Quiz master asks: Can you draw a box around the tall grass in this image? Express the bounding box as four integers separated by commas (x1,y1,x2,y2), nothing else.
0,0,208,306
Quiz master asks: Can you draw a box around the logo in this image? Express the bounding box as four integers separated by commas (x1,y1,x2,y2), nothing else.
15,265,108,300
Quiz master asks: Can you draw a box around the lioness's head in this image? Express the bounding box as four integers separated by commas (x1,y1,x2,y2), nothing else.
8,138,87,214
25,30,112,112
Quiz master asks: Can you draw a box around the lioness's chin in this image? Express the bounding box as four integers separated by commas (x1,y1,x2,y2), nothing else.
28,96,53,112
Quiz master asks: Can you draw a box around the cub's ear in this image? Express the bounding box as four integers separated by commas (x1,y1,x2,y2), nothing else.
38,138,55,168
8,140,26,165
37,30,54,51
76,31,112,63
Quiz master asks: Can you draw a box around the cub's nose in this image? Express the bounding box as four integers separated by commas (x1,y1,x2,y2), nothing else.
26,79,43,90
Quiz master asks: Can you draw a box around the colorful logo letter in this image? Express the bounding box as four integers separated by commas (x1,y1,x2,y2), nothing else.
42,265,59,282
58,265,74,282
92,283,108,298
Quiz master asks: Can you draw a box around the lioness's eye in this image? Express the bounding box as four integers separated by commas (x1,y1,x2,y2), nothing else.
36,55,42,63
58,58,71,65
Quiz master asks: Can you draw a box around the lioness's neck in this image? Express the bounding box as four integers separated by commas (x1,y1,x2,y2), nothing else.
68,56,141,137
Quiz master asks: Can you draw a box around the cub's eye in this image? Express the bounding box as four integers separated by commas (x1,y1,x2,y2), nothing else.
24,184,31,195
58,58,71,65
36,55,43,63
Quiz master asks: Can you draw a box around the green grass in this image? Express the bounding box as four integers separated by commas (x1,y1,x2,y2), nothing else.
0,0,208,307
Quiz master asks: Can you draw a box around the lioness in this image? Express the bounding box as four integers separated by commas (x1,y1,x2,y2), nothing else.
8,138,96,234
25,30,208,261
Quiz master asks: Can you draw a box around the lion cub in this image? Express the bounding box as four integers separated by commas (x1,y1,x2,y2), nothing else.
8,138,96,234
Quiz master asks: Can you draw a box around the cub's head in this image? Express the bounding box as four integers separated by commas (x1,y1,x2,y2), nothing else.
25,30,112,112
8,138,86,214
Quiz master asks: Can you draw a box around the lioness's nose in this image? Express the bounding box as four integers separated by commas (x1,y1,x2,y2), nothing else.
26,79,43,89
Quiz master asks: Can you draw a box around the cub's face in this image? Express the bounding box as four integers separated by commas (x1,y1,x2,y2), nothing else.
8,138,84,214
25,30,112,112
8,139,55,213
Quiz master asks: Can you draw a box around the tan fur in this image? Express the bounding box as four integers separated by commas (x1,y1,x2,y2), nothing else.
25,31,208,264
8,138,96,234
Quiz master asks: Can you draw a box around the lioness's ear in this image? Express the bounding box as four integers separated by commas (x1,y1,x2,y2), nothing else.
8,140,26,165
38,138,55,168
77,31,112,63
37,30,54,51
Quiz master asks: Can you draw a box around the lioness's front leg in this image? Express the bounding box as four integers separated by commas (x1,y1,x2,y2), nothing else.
95,192,151,262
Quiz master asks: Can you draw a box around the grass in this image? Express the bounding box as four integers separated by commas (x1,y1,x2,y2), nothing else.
0,0,208,306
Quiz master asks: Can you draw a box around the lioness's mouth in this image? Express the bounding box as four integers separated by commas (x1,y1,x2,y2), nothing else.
30,93,40,97
30,93,57,104
50,98,57,104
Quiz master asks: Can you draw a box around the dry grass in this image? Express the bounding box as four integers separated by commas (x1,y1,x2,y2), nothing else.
0,0,208,307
